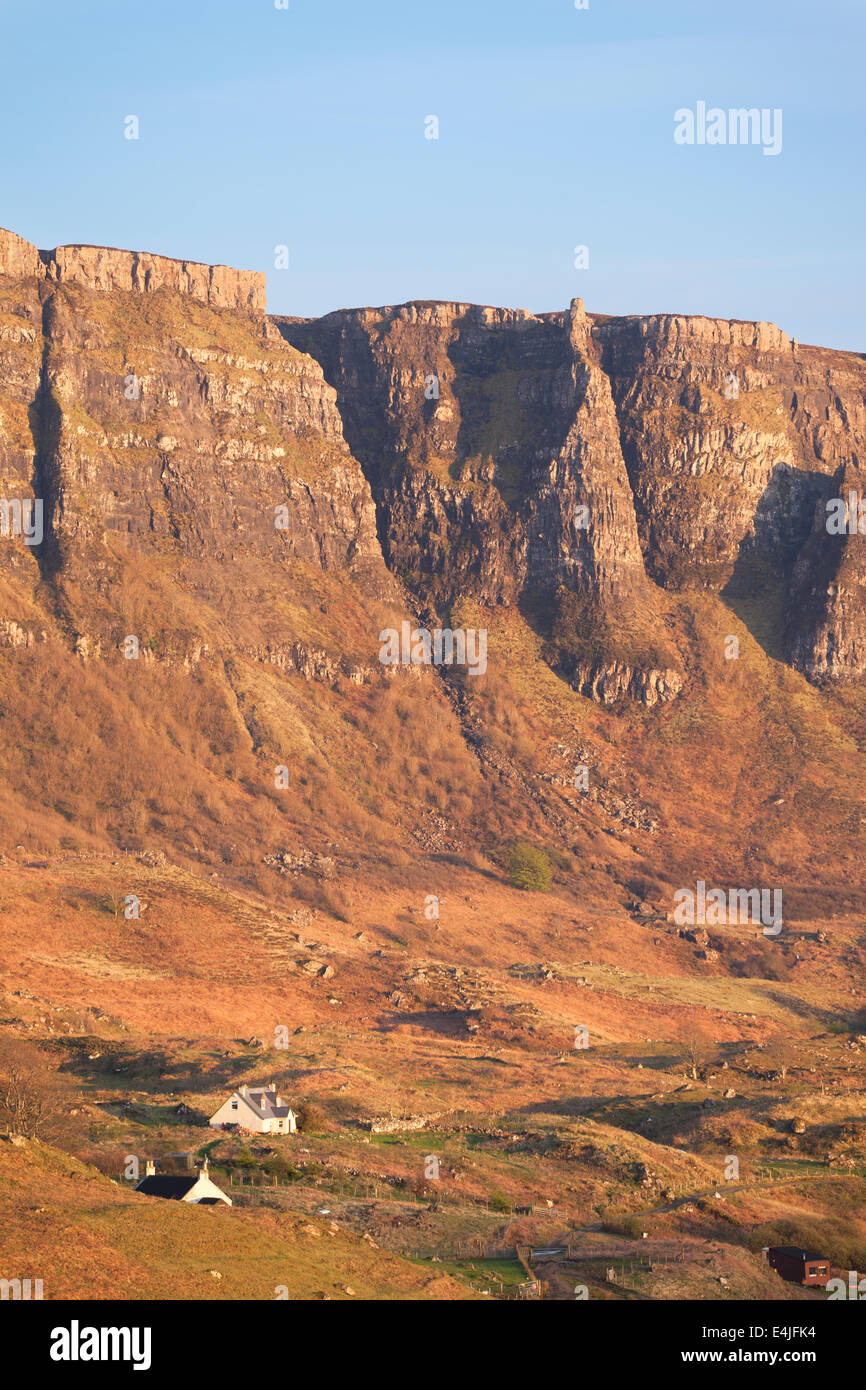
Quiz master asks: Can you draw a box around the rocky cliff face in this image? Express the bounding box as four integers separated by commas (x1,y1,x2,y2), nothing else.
2,224,864,697
0,227,395,671
282,297,866,691
279,298,680,701
0,227,265,312
279,299,652,603
785,456,866,679
595,312,866,678
596,314,859,584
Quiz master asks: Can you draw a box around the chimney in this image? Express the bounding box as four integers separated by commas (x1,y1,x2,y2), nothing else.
269,1081,276,1091
239,1084,248,1096
201,1157,209,1177
145,1160,155,1177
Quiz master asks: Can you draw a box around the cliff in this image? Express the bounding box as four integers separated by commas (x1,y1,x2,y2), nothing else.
278,299,682,702
0,226,266,313
0,226,396,682
280,297,866,691
2,223,865,699
2,224,866,925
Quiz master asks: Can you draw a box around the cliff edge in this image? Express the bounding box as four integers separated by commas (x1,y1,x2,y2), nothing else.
0,226,265,313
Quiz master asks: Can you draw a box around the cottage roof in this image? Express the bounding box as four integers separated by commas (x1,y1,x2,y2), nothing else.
135,1175,199,1199
770,1246,828,1262
238,1087,295,1120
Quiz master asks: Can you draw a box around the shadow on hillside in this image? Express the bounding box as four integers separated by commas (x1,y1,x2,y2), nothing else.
56,1040,266,1094
515,1087,680,1121
720,461,827,662
375,1007,472,1038
757,987,855,1031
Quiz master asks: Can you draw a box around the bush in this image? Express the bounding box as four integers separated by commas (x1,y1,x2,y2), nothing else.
263,1152,291,1179
507,843,552,892
296,1101,333,1134
264,1153,302,1182
489,1191,512,1213
601,1215,645,1239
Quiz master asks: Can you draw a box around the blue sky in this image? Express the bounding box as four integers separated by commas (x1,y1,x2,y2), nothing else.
1,0,862,347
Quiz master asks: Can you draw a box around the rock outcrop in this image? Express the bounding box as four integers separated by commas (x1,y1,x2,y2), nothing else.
595,312,856,593
0,228,396,681
0,226,265,312
785,456,866,679
44,243,265,313
283,295,866,690
279,297,679,700
2,223,865,698
0,227,42,280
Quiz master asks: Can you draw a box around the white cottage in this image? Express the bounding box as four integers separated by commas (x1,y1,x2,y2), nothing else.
209,1082,298,1135
135,1158,232,1205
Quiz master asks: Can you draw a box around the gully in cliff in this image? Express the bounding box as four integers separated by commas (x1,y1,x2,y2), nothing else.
378,621,487,677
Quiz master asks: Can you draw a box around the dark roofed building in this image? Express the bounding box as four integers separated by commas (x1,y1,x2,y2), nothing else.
766,1246,831,1286
135,1174,198,1200
134,1158,231,1206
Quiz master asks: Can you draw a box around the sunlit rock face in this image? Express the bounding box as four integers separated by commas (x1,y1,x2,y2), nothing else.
2,225,864,699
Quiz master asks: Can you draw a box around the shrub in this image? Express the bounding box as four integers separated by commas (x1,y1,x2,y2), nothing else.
601,1215,644,1239
296,1101,333,1134
507,843,552,892
264,1153,298,1180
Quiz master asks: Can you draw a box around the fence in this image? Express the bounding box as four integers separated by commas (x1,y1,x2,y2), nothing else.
753,1162,866,1181
224,1170,531,1216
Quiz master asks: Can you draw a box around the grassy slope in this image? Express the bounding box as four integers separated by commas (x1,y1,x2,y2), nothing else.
0,1141,472,1300
0,280,863,1298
